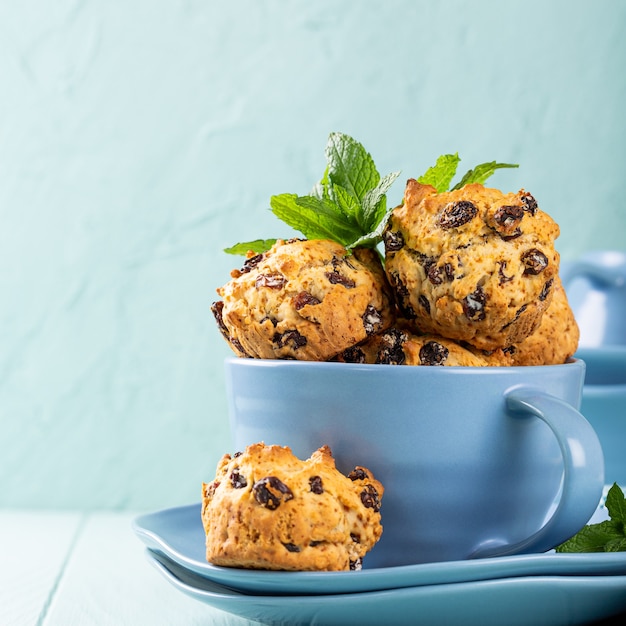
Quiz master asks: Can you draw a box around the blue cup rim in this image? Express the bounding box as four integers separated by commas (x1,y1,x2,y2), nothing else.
225,356,584,371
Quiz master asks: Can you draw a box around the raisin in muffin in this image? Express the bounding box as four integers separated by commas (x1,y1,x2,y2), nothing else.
508,275,579,365
201,443,384,571
212,238,394,360
336,326,512,366
383,180,560,351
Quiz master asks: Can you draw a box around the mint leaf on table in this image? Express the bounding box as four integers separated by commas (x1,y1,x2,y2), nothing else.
606,481,626,524
606,537,626,552
555,520,624,553
555,483,626,553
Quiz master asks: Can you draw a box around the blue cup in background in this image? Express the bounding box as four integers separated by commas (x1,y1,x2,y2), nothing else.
562,250,626,348
576,346,626,486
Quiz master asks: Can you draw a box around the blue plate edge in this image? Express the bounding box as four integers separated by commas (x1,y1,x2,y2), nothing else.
132,498,626,595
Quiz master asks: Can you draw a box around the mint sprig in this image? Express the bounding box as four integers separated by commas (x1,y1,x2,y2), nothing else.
451,161,520,190
418,153,519,193
555,483,626,553
226,132,400,255
269,133,401,251
223,239,277,256
225,134,519,256
417,153,461,193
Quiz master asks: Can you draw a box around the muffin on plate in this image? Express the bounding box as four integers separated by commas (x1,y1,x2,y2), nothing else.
201,443,384,571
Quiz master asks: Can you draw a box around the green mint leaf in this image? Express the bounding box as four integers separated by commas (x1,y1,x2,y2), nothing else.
605,483,626,523
310,182,325,201
270,193,360,246
271,133,400,250
294,196,362,245
226,133,400,253
606,537,626,552
325,132,380,203
332,184,362,221
347,201,396,251
224,239,277,255
361,170,402,232
554,483,626,553
417,153,460,192
451,161,519,190
310,166,331,201
555,520,625,553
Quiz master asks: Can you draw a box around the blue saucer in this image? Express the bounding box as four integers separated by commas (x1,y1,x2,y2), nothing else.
133,490,626,596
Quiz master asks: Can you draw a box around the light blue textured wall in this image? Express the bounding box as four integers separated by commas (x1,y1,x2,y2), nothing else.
1,0,625,510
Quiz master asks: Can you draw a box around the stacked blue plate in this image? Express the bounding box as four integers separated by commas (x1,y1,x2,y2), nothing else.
133,492,626,626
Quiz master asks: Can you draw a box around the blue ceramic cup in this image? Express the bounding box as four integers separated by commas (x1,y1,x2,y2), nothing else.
224,358,604,567
562,250,626,347
577,346,626,485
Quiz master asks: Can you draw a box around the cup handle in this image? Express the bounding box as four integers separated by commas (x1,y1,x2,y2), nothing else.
561,259,626,288
469,389,604,559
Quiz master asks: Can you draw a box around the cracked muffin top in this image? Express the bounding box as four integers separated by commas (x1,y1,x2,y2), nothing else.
383,180,560,351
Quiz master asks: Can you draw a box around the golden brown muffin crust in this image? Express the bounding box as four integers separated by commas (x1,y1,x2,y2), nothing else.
201,443,384,571
212,239,395,360
508,275,579,365
384,180,560,351
335,326,513,366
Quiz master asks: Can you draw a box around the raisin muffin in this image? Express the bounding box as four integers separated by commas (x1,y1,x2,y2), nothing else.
212,238,395,360
508,275,579,365
383,180,560,351
201,443,384,571
336,326,512,366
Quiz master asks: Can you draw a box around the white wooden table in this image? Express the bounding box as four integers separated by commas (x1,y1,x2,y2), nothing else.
0,510,255,626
